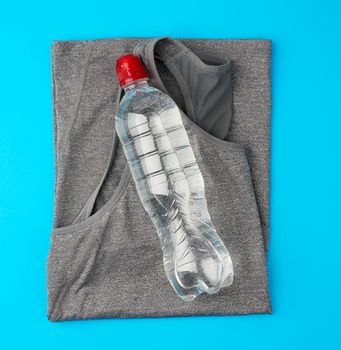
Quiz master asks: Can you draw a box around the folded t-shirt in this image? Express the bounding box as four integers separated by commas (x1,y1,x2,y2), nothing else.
47,37,272,321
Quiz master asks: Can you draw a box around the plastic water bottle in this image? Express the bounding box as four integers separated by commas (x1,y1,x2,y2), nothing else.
115,54,234,301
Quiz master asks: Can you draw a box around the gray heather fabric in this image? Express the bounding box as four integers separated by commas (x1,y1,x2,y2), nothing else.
47,37,271,321
134,37,233,141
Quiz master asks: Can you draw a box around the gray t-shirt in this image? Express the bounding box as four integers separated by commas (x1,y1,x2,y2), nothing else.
47,37,271,321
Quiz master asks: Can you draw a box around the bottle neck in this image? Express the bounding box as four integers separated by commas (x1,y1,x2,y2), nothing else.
123,78,149,92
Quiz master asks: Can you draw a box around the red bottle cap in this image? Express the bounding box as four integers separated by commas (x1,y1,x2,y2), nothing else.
116,54,149,88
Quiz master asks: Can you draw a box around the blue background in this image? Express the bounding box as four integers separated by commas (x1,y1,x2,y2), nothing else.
0,0,340,349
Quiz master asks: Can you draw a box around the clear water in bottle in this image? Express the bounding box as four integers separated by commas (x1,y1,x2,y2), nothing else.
115,54,234,301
